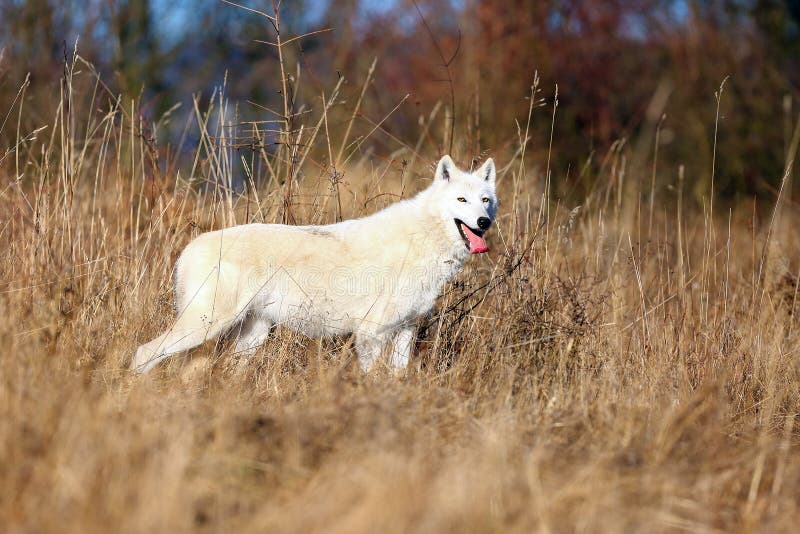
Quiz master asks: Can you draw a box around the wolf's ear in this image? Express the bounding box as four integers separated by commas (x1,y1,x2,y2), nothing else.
478,158,496,184
435,155,455,182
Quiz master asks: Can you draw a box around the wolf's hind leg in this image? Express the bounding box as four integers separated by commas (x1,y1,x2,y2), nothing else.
233,315,272,357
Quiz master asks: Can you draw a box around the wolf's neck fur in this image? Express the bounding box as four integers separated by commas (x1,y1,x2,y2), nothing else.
323,182,468,280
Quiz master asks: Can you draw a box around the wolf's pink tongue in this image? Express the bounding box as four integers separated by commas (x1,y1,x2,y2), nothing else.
461,224,489,254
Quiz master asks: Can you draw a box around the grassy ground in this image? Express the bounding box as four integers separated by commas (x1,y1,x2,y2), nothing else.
2,60,800,533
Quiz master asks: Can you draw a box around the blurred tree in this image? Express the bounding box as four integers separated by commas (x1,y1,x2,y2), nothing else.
113,0,164,99
1,0,798,198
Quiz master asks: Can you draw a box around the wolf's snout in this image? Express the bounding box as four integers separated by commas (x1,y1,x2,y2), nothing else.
477,217,491,230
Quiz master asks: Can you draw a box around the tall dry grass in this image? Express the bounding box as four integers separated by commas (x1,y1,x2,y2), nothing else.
2,41,800,532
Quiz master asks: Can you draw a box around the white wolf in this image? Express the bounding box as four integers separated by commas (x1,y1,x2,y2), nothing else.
131,155,498,373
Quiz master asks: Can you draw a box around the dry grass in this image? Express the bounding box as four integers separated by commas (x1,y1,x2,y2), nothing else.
2,53,800,534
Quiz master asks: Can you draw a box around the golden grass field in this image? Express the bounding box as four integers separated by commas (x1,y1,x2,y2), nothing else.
2,57,800,533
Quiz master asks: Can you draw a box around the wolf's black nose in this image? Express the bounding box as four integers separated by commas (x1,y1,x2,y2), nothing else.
477,217,491,230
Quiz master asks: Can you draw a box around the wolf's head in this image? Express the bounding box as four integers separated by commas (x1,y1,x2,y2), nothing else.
432,155,498,254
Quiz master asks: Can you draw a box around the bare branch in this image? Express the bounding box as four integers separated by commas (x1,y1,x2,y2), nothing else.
219,0,276,21
411,0,459,155
255,27,332,47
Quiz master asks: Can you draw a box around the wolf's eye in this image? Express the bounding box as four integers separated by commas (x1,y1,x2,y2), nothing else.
482,197,490,203
457,197,467,203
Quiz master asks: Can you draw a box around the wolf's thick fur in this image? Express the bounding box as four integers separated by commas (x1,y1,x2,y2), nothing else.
132,156,498,373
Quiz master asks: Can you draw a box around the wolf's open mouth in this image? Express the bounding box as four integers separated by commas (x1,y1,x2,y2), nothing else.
454,219,489,254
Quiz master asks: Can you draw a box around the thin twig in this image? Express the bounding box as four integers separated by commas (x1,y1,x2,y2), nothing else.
412,0,460,155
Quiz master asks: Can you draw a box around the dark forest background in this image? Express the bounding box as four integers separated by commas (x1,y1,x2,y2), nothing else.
1,0,799,201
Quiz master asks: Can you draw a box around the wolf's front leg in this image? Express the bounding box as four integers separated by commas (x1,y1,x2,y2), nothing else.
391,327,415,369
233,315,272,357
355,331,386,372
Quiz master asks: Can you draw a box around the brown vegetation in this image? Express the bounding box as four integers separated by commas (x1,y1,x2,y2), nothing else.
2,3,800,532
